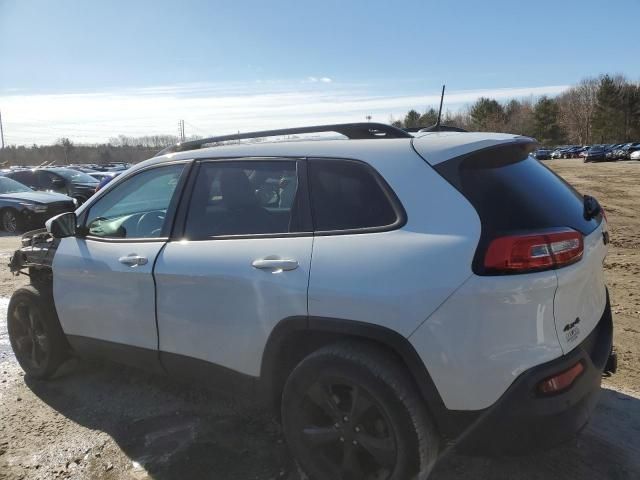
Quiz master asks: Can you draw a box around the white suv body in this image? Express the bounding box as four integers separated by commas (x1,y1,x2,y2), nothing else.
9,124,614,478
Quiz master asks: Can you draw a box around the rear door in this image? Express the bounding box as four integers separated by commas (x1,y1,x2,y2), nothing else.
154,158,313,376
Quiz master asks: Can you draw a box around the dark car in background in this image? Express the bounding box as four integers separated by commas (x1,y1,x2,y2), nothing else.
0,176,76,233
584,145,607,162
5,168,99,205
605,143,626,160
533,149,552,160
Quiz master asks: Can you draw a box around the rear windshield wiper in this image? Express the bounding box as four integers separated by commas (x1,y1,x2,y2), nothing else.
583,195,601,221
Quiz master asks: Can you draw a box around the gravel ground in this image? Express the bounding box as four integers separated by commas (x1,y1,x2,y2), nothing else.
1,159,640,480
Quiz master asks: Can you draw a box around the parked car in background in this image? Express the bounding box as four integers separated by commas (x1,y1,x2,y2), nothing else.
621,142,640,159
605,144,624,161
611,143,630,160
533,149,552,160
5,168,99,205
584,145,607,162
630,150,640,160
0,176,76,233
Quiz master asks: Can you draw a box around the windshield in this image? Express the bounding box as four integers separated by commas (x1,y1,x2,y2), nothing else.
0,176,34,194
51,169,98,183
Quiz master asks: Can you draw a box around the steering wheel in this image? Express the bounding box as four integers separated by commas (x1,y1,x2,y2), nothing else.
136,211,165,237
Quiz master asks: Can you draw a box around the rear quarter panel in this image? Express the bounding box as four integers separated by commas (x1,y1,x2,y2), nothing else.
308,144,481,337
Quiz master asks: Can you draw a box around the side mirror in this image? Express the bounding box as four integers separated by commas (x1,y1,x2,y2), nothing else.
46,212,77,238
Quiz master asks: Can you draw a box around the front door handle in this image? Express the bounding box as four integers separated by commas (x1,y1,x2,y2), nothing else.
118,254,148,267
252,258,298,272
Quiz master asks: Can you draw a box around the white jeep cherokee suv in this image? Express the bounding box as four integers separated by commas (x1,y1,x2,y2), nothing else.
8,123,615,479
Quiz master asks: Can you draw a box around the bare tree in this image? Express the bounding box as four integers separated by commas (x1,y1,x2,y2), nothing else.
557,77,599,144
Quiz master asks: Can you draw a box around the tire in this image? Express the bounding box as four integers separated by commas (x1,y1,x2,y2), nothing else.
1,208,22,234
7,286,69,379
281,342,440,480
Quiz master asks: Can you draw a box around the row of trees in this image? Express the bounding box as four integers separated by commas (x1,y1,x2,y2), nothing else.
0,134,201,167
392,74,640,146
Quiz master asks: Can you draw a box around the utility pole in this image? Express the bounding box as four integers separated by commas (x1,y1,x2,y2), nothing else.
178,120,185,142
0,110,5,149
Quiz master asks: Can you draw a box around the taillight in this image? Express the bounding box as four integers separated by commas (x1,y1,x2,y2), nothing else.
484,229,583,274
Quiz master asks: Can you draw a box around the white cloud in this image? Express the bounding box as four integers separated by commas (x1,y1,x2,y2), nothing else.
0,82,569,145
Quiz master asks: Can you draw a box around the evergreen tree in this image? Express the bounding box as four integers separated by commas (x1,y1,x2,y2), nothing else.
592,75,624,143
469,97,505,130
404,110,421,128
533,96,566,145
419,108,439,127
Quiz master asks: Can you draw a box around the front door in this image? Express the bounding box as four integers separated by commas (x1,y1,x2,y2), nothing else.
53,163,188,358
154,159,313,377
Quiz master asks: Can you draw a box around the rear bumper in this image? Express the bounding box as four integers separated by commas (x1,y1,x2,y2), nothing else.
456,292,613,455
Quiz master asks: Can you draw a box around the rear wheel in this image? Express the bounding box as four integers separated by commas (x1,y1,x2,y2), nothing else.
1,208,22,233
8,286,69,379
282,342,439,480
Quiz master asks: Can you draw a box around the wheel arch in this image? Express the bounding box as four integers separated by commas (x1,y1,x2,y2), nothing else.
260,316,479,441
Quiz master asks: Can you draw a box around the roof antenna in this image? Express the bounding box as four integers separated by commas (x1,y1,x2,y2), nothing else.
436,84,445,128
417,84,467,133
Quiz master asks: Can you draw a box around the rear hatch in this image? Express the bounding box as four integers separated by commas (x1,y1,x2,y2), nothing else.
426,138,608,354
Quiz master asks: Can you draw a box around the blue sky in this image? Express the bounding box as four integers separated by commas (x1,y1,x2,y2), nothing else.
1,0,639,145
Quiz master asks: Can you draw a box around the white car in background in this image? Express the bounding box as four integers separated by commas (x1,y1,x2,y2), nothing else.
630,149,640,160
8,123,616,479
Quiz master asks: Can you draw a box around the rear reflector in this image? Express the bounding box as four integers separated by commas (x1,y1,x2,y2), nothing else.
484,229,583,274
538,362,584,395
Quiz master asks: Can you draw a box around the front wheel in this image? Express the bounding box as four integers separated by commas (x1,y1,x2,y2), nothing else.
8,286,69,379
282,342,440,480
1,208,22,233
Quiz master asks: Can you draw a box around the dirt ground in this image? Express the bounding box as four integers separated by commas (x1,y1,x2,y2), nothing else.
1,158,639,480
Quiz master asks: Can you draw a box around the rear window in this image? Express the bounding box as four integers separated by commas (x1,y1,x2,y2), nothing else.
435,144,602,272
308,159,402,232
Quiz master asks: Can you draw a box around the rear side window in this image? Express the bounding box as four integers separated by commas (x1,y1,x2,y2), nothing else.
308,159,401,232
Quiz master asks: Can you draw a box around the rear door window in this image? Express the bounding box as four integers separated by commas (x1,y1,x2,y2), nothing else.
184,160,307,238
308,159,402,232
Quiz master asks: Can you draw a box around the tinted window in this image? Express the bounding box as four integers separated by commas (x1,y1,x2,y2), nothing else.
37,171,57,188
185,161,302,238
308,159,399,231
8,171,34,185
51,168,98,184
85,164,184,239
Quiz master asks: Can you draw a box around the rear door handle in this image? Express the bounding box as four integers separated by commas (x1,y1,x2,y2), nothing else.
118,254,148,267
252,258,298,272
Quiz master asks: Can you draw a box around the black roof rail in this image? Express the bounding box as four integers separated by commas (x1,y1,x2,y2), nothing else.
418,125,467,133
155,122,412,156
402,125,468,134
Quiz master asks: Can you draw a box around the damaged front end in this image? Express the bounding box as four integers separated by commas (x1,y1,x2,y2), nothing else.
9,228,59,286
